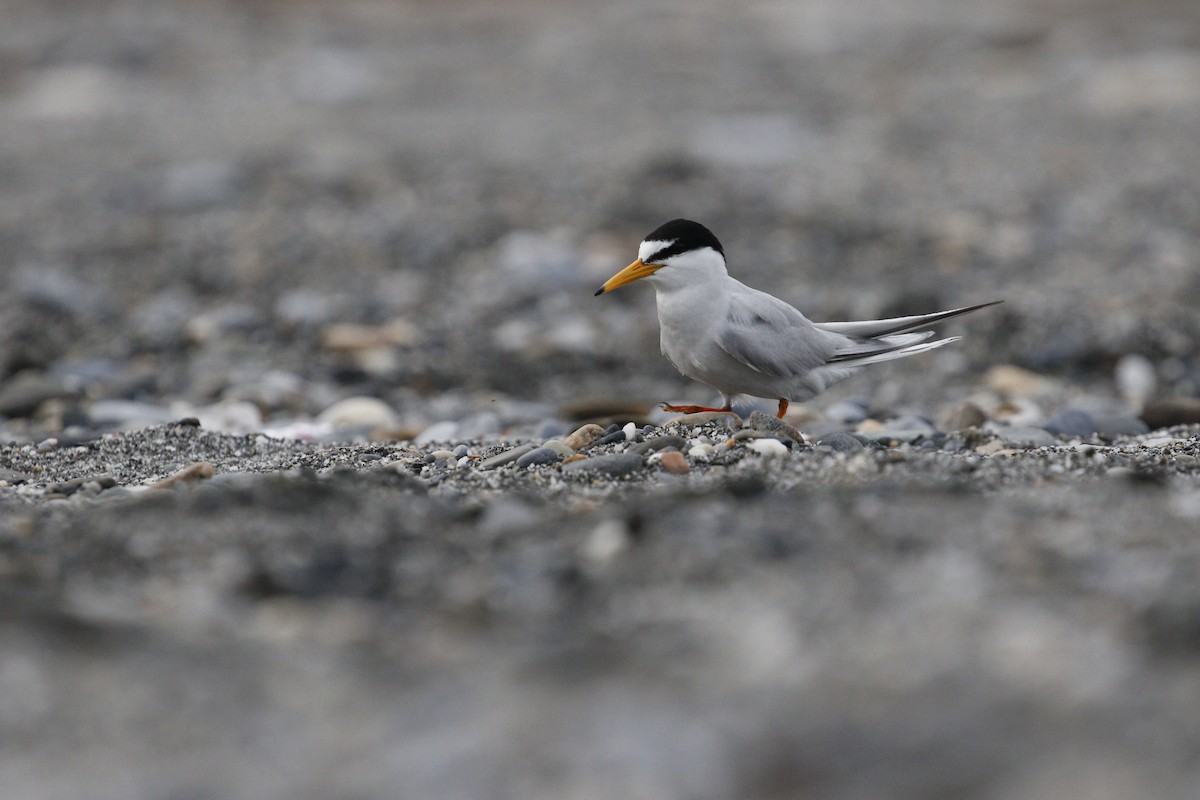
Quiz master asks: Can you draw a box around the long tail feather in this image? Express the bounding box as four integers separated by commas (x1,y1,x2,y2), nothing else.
813,300,1003,339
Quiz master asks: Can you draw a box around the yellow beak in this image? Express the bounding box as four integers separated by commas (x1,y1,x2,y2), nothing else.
594,259,663,296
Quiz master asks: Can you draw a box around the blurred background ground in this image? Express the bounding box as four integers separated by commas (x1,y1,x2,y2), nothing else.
3,0,1200,798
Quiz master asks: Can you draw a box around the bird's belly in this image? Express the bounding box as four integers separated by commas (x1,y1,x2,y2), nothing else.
662,335,790,399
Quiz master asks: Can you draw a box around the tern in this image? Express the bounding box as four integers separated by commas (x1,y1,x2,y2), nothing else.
595,219,999,419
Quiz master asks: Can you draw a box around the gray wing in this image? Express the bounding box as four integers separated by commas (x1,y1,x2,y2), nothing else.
715,290,837,378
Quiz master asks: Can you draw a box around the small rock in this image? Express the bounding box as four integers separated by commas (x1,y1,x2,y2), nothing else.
746,411,806,444
414,421,459,445
452,444,469,459
658,451,690,474
664,411,742,427
46,474,118,497
595,430,628,446
688,443,715,459
516,446,561,468
824,400,870,425
561,452,644,477
562,423,606,451
1090,412,1150,438
317,396,399,429
540,439,575,457
746,438,789,458
535,419,569,440
942,401,987,431
817,432,865,452
1141,398,1200,431
999,426,1060,447
0,373,74,418
175,400,262,435
150,462,214,490
478,443,537,471
622,421,638,441
582,518,630,566
457,411,501,440
630,435,688,454
1115,354,1156,406
429,450,456,462
1043,409,1099,437
986,364,1056,397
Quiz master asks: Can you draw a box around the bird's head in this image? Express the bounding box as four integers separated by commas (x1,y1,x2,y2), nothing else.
594,219,727,296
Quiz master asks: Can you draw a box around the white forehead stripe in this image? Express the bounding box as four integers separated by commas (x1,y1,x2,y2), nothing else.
638,238,675,263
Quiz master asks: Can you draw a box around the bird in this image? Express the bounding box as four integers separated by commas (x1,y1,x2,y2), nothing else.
594,218,1000,419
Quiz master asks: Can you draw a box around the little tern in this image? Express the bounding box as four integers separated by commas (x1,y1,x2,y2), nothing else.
595,219,1000,419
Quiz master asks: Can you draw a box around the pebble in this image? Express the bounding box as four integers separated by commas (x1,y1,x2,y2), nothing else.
746,438,789,458
457,411,501,440
478,443,536,471
535,419,569,440
824,399,870,425
582,518,630,566
452,444,469,459
561,452,644,477
1115,354,1156,406
515,447,561,468
595,430,629,446
540,439,576,457
658,451,690,475
1042,409,1098,437
182,400,263,435
629,435,688,455
999,426,1060,448
986,364,1056,397
942,401,987,431
429,449,456,461
317,396,399,429
150,461,215,490
622,421,638,441
0,373,74,418
688,443,716,459
746,411,806,445
664,411,742,427
1141,398,1200,430
562,423,606,451
414,421,459,444
1090,413,1150,437
817,432,865,452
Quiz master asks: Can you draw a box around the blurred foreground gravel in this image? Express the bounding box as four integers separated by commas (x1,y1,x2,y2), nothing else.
4,0,1200,797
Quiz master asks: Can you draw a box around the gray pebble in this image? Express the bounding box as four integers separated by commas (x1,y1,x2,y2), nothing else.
1043,409,1099,437
478,443,536,470
746,411,806,444
817,432,865,452
0,373,74,418
1091,413,1150,437
1000,426,1060,447
536,419,569,440
630,435,688,455
452,444,469,459
595,430,628,446
561,452,644,477
516,447,561,468
825,400,870,425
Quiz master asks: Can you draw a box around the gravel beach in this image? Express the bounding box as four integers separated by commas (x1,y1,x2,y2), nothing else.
4,0,1200,797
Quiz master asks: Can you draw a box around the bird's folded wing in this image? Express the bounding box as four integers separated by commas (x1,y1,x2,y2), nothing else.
715,291,835,378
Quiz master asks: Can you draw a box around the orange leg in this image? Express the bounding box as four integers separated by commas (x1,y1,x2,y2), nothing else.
660,401,733,415
777,399,789,419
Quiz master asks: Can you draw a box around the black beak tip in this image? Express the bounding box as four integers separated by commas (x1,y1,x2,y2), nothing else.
593,286,605,297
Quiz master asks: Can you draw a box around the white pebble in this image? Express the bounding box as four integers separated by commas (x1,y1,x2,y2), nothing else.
1115,354,1156,406
622,421,638,441
583,519,630,566
747,438,788,458
688,443,715,459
